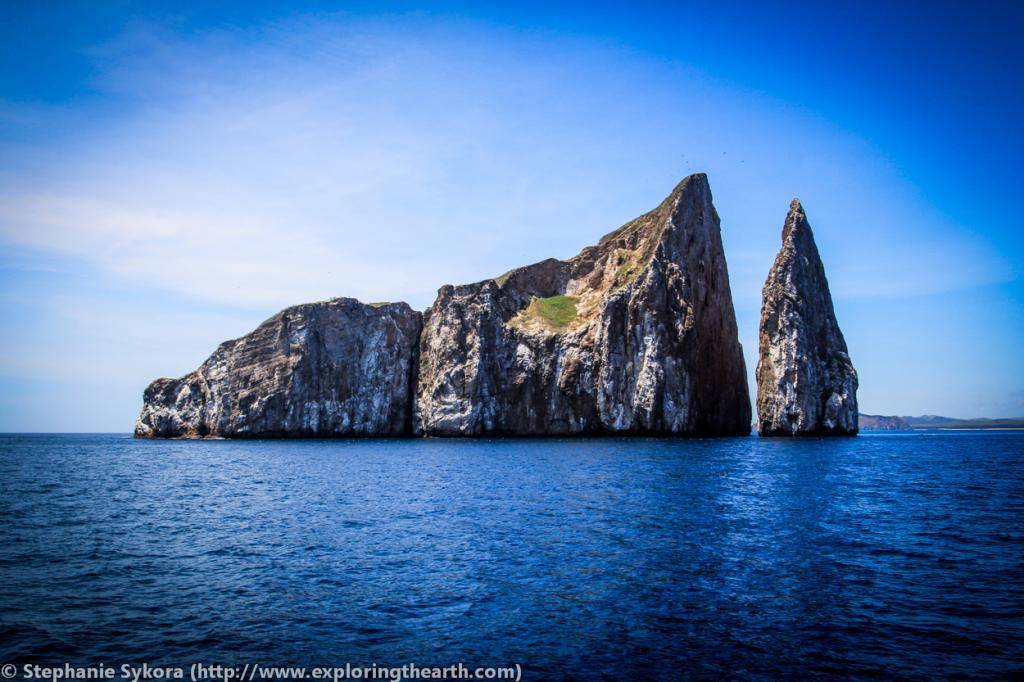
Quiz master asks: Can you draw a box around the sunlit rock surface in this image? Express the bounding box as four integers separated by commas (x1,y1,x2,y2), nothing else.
135,299,421,438
415,173,751,436
756,199,858,436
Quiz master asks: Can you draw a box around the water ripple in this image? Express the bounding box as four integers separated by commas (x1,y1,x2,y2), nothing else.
0,433,1022,678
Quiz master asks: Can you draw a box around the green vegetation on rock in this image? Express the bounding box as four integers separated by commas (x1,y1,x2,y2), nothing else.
527,295,579,329
613,252,641,289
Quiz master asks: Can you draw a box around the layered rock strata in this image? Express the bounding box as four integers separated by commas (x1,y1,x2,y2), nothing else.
756,199,858,436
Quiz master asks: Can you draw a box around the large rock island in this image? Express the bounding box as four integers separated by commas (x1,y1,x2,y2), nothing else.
135,299,422,438
136,173,754,438
756,199,858,436
415,173,751,435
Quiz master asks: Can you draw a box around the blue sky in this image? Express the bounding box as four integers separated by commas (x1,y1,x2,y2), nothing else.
1,1,1022,431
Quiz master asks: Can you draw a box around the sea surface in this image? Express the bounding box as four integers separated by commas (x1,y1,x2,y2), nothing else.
1,433,1022,679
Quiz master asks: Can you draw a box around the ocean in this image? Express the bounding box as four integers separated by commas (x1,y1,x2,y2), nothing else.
1,433,1022,679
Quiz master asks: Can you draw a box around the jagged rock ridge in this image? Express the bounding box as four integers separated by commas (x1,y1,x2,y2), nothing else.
135,299,421,438
415,173,751,436
756,199,858,436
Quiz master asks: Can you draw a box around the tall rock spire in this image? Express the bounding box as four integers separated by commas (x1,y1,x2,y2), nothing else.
415,173,752,436
756,199,858,436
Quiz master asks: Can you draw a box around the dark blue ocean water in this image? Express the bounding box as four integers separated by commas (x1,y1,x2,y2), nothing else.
1,433,1022,680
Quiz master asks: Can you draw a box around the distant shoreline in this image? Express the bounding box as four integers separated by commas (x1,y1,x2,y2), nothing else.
859,414,1024,431
931,427,1024,431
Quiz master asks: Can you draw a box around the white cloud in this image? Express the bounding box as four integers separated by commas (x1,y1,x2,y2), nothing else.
0,193,446,308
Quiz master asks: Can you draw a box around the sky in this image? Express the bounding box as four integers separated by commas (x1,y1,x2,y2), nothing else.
1,1,1022,431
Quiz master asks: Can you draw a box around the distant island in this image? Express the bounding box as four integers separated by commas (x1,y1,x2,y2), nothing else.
859,414,1024,430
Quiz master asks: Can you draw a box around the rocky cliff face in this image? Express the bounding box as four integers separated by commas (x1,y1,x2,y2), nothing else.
415,173,751,436
135,299,422,438
135,174,757,439
756,199,858,436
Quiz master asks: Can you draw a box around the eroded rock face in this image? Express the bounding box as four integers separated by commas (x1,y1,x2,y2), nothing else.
135,299,422,438
756,199,858,436
415,173,751,436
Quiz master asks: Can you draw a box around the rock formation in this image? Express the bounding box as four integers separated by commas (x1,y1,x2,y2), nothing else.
415,173,751,436
134,299,421,438
135,173,757,439
756,199,858,436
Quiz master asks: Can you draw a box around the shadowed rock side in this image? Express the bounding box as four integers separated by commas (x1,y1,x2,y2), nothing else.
415,173,751,436
135,299,422,438
757,200,858,436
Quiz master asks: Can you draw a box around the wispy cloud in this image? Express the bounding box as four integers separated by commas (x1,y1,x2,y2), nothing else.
0,192,446,308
